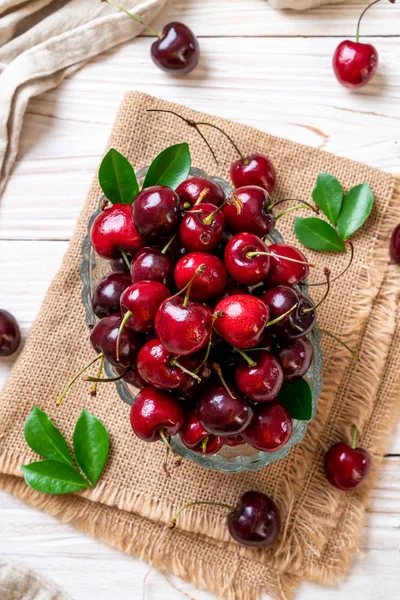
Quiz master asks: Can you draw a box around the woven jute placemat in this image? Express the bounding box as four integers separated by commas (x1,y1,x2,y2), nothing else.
1,92,399,600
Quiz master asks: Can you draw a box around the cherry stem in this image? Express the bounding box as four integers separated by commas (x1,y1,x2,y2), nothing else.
275,204,319,221
268,198,319,213
232,347,257,367
116,310,132,361
202,196,241,226
351,426,358,449
168,501,236,529
120,249,131,269
169,359,201,382
212,361,236,398
301,268,331,314
246,251,316,268
161,232,178,255
193,187,211,207
244,346,271,353
266,303,298,327
163,444,171,478
195,121,246,163
314,325,359,360
183,264,206,307
103,0,161,38
56,353,104,406
159,428,183,467
201,437,209,455
194,316,217,374
90,354,104,396
356,0,383,43
83,366,131,383
308,241,354,287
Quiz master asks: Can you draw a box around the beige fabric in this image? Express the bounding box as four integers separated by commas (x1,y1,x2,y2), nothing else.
0,557,70,600
269,0,345,10
0,0,167,197
0,92,399,600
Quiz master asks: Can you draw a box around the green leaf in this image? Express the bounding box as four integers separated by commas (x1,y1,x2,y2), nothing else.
312,173,343,225
294,217,346,252
277,378,313,421
24,406,73,466
21,460,89,495
98,149,139,204
73,410,109,486
337,184,374,240
142,143,191,189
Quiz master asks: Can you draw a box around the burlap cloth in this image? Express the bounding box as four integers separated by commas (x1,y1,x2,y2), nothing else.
1,92,399,600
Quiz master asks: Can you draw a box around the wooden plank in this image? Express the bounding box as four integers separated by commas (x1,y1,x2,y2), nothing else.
1,36,399,241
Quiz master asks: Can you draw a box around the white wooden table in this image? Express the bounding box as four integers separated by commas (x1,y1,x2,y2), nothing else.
1,1,399,598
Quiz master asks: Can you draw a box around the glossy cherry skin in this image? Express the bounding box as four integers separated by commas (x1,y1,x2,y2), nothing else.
227,491,280,547
0,310,21,357
130,247,174,288
235,351,283,402
90,314,142,367
230,154,276,196
267,243,309,286
192,436,224,454
333,40,378,89
132,186,180,240
261,285,316,340
91,272,132,318
223,186,274,237
176,355,212,400
137,338,193,390
151,22,200,75
389,224,400,263
174,253,227,302
224,232,271,285
176,177,225,208
276,337,313,381
90,204,144,259
179,202,225,253
224,434,245,447
324,442,371,491
130,386,184,442
180,408,223,454
120,281,170,333
196,382,253,436
242,402,292,452
155,296,212,355
214,295,269,349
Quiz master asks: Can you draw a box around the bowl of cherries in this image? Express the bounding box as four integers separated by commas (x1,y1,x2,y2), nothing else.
77,142,324,473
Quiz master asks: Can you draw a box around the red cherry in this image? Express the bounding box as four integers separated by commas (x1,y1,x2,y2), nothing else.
267,243,309,286
90,204,144,259
120,281,170,333
235,351,283,402
130,247,174,288
261,285,316,340
214,294,269,349
137,338,197,390
180,408,223,455
0,309,21,357
192,436,224,454
179,203,224,253
130,386,184,442
196,382,253,436
176,354,212,400
224,232,271,285
151,22,200,75
91,272,132,318
132,186,180,240
324,429,371,491
276,337,314,381
230,154,276,195
223,186,274,237
116,365,147,389
224,434,245,447
90,314,142,367
176,176,225,208
243,402,292,452
174,253,227,302
390,224,400,263
227,491,280,547
333,40,378,89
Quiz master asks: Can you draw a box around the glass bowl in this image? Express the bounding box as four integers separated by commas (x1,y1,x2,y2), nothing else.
80,167,324,473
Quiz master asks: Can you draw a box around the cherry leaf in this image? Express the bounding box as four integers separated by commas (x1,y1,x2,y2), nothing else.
143,143,191,189
21,460,89,495
99,149,139,204
312,173,343,225
73,410,110,486
337,184,374,240
294,217,346,252
24,406,73,465
277,378,313,421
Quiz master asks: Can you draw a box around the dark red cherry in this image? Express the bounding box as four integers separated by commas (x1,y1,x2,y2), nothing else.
261,285,316,340
176,354,212,400
176,176,225,208
196,382,253,436
132,186,180,240
214,294,269,349
155,296,212,355
120,281,170,333
90,204,144,259
130,247,174,288
333,40,378,89
243,402,292,452
110,255,130,273
324,437,371,491
224,434,245,447
267,243,309,286
116,365,147,389
227,491,280,547
91,272,132,318
223,186,274,237
174,253,227,302
180,408,223,455
130,386,184,442
90,314,142,367
224,232,271,285
0,310,21,357
230,154,276,195
179,203,224,253
235,351,283,402
390,224,400,263
192,436,224,454
276,337,314,381
214,280,249,306
136,338,196,390
151,22,200,75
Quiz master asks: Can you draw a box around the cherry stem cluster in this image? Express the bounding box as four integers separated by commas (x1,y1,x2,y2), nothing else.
308,241,354,287
351,425,358,449
90,354,104,396
169,358,201,382
83,366,131,383
161,232,178,255
302,268,331,314
315,325,359,360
